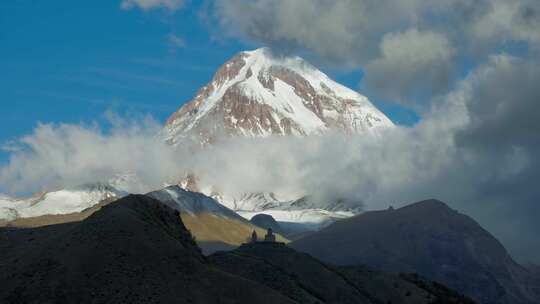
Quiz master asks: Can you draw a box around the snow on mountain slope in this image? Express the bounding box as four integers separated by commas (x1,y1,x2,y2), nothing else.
176,176,360,229
0,195,19,222
238,209,354,231
215,192,356,229
0,183,124,221
146,185,244,221
147,185,289,254
163,48,394,145
108,172,150,194
216,192,290,211
218,192,363,213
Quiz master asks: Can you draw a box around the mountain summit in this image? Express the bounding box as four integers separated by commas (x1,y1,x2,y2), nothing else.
163,48,393,145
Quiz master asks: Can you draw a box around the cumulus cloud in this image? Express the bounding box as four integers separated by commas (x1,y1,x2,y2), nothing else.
213,0,539,59
465,0,540,51
210,0,540,107
364,28,455,105
121,0,184,11
456,54,540,151
213,0,422,66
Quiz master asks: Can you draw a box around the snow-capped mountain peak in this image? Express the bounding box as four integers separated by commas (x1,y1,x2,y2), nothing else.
163,48,394,145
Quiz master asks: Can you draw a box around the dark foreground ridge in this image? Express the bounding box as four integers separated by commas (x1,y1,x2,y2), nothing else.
0,194,481,304
0,195,294,304
210,242,476,304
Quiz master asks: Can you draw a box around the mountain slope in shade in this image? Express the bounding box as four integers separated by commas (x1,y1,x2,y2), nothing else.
291,199,540,304
147,186,288,254
163,47,393,145
0,195,295,304
210,242,476,304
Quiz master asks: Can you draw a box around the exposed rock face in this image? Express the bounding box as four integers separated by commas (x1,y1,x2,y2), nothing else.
291,199,540,304
210,242,477,304
163,48,393,145
0,195,295,304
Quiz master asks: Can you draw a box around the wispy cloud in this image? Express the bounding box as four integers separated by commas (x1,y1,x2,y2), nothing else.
168,34,187,49
121,0,185,11
87,67,184,87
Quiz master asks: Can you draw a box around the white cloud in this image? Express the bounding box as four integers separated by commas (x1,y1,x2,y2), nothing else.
213,0,422,66
0,116,190,195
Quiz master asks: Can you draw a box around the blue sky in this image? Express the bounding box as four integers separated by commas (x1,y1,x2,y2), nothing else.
0,0,417,163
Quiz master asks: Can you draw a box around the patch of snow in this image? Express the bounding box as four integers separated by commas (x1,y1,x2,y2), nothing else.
147,186,245,221
206,190,356,230
0,183,124,220
108,172,148,194
237,209,354,230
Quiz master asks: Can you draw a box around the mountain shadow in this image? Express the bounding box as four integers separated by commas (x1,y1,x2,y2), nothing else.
291,199,540,304
210,242,476,304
